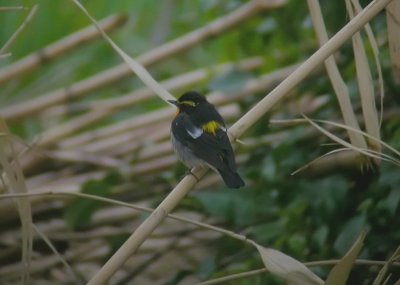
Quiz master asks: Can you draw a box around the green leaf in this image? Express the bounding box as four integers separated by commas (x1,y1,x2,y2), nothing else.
195,190,275,226
313,226,329,249
377,189,400,215
334,214,366,255
163,270,191,285
197,255,217,280
207,69,254,92
251,219,286,241
325,231,366,285
64,172,121,230
106,233,130,261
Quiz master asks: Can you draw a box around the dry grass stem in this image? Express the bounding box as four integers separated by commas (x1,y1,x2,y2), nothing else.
58,62,298,150
230,0,392,139
32,224,82,283
18,64,298,175
373,246,400,285
0,6,27,11
351,0,385,126
0,5,38,55
309,119,400,158
0,14,127,84
307,0,367,150
197,259,400,285
0,53,11,59
1,0,285,122
88,1,393,283
37,57,263,146
72,0,176,103
302,117,399,166
386,1,400,83
0,191,248,244
0,121,33,284
0,240,102,281
1,0,396,283
347,0,382,155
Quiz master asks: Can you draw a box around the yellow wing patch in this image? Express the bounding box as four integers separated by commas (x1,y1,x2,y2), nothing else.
202,121,221,135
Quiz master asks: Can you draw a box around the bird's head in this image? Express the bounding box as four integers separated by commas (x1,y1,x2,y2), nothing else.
168,91,207,114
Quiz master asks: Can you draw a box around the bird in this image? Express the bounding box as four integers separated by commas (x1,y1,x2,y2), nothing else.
169,91,245,188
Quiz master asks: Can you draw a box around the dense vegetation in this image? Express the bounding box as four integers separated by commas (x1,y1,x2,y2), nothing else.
0,0,399,284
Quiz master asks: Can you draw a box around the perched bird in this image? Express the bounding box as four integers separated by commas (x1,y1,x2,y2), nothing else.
169,91,245,188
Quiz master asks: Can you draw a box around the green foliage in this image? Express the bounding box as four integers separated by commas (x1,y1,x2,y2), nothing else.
1,0,399,284
208,69,255,93
64,172,122,230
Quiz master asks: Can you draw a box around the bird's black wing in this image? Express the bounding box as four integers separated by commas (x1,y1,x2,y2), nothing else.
172,113,237,172
191,129,238,172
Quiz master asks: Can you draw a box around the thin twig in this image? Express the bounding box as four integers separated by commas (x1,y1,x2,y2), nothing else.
0,0,285,121
37,57,263,147
87,1,393,284
0,53,11,59
386,1,400,83
0,6,27,11
347,0,381,155
0,14,127,83
0,5,38,55
58,62,298,150
307,0,367,150
0,191,251,245
32,224,84,284
196,260,400,285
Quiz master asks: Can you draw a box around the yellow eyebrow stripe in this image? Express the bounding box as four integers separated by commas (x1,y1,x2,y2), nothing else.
202,121,221,135
180,100,196,107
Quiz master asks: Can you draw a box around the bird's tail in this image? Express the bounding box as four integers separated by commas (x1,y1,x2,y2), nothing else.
218,169,245,189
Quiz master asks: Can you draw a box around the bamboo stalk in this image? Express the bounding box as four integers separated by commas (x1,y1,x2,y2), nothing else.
1,0,285,122
0,14,127,84
88,1,393,283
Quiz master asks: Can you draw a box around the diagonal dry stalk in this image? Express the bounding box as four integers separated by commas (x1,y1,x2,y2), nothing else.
57,62,297,149
0,6,27,11
1,0,285,122
0,14,127,84
0,122,32,284
307,0,368,151
87,0,394,283
0,5,38,56
386,1,400,83
1,189,400,284
36,57,264,147
347,0,382,155
18,62,299,175
196,259,400,285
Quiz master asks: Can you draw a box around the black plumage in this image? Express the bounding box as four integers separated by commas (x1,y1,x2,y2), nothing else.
169,91,245,188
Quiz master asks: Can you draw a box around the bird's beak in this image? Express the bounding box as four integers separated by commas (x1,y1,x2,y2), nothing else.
168,100,178,106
